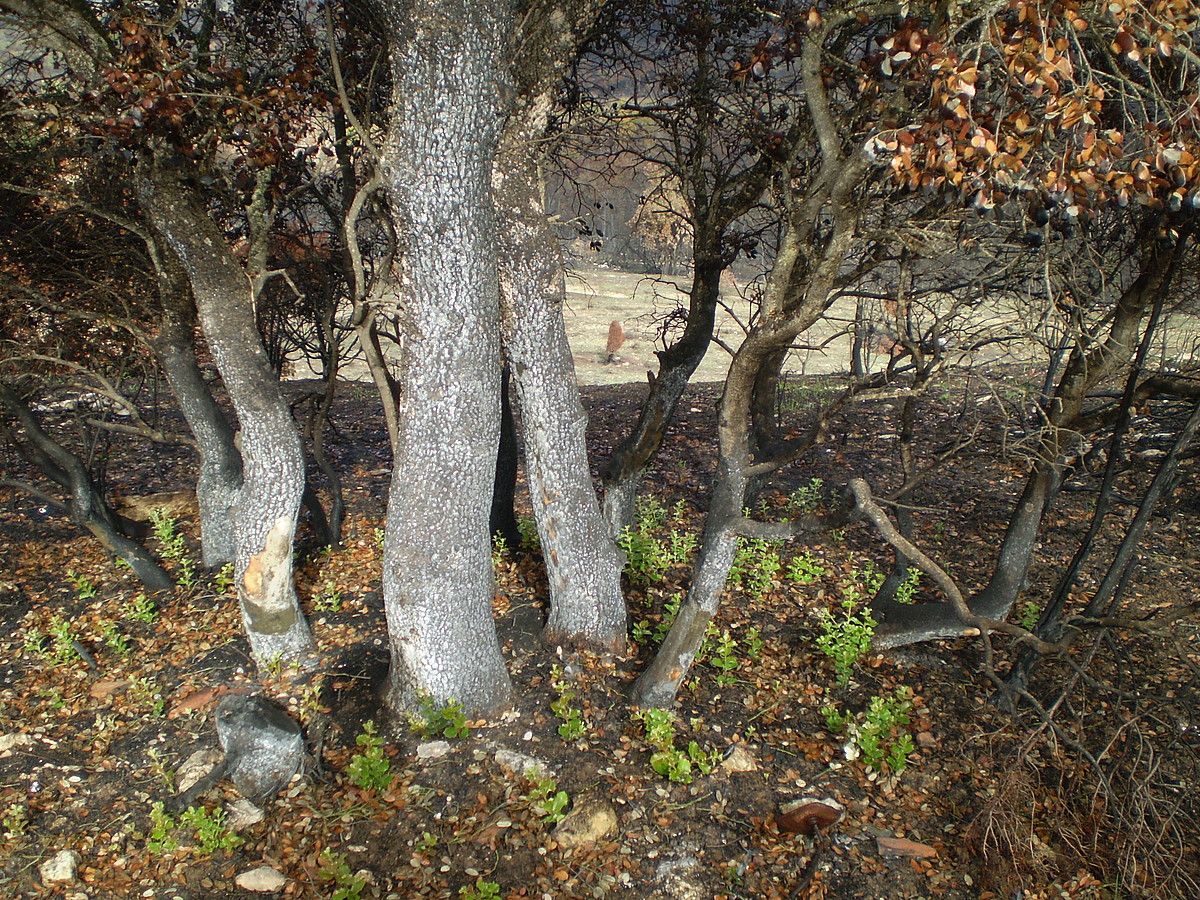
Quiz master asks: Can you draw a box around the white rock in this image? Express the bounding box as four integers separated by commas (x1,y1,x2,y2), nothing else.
720,745,757,773
226,797,265,831
176,748,223,794
655,854,704,900
416,740,451,760
40,849,81,883
235,866,287,893
554,799,617,849
0,733,35,754
494,748,551,777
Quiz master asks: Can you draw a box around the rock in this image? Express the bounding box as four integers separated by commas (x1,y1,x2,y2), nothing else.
720,745,757,774
494,748,551,777
654,855,704,900
877,835,938,859
89,679,129,701
554,799,617,849
40,849,81,884
235,866,287,893
0,733,35,754
226,797,265,831
416,740,451,760
215,695,304,801
778,798,844,836
176,748,223,794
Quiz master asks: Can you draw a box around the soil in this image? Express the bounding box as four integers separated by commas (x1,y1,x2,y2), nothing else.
0,375,1197,900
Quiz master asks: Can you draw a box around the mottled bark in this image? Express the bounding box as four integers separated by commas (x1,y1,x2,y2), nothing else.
495,135,627,651
140,163,313,666
150,251,242,567
373,0,513,716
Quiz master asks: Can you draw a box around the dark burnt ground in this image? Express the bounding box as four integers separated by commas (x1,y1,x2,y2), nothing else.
0,374,1197,899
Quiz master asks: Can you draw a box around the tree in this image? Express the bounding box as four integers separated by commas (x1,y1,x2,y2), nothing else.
493,0,628,651
572,0,787,532
140,161,315,665
859,0,1200,647
370,0,515,714
1,0,319,664
632,3,886,704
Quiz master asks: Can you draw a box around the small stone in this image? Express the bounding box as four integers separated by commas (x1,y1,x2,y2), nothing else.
494,748,550,776
877,835,938,859
215,695,304,801
235,865,286,892
40,849,81,883
916,731,937,749
720,745,757,774
655,855,704,900
0,733,35,754
416,741,451,760
226,797,264,831
554,799,617,849
176,749,223,794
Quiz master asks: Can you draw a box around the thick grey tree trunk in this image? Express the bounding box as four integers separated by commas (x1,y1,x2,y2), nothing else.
495,110,627,652
140,164,314,666
373,0,513,716
151,252,242,568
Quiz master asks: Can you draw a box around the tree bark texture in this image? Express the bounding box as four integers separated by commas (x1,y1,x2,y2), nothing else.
151,250,242,568
495,107,627,652
140,164,314,666
374,0,513,716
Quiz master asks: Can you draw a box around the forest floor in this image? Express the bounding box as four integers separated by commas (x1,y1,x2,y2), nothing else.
1,375,1198,899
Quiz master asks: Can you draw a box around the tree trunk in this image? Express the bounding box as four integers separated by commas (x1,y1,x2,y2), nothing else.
850,299,869,380
871,394,918,607
494,117,627,651
1081,400,1200,619
373,0,513,716
151,250,242,568
140,163,314,666
633,202,862,704
872,229,1182,648
0,382,174,591
631,462,742,705
310,303,344,549
602,251,724,533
